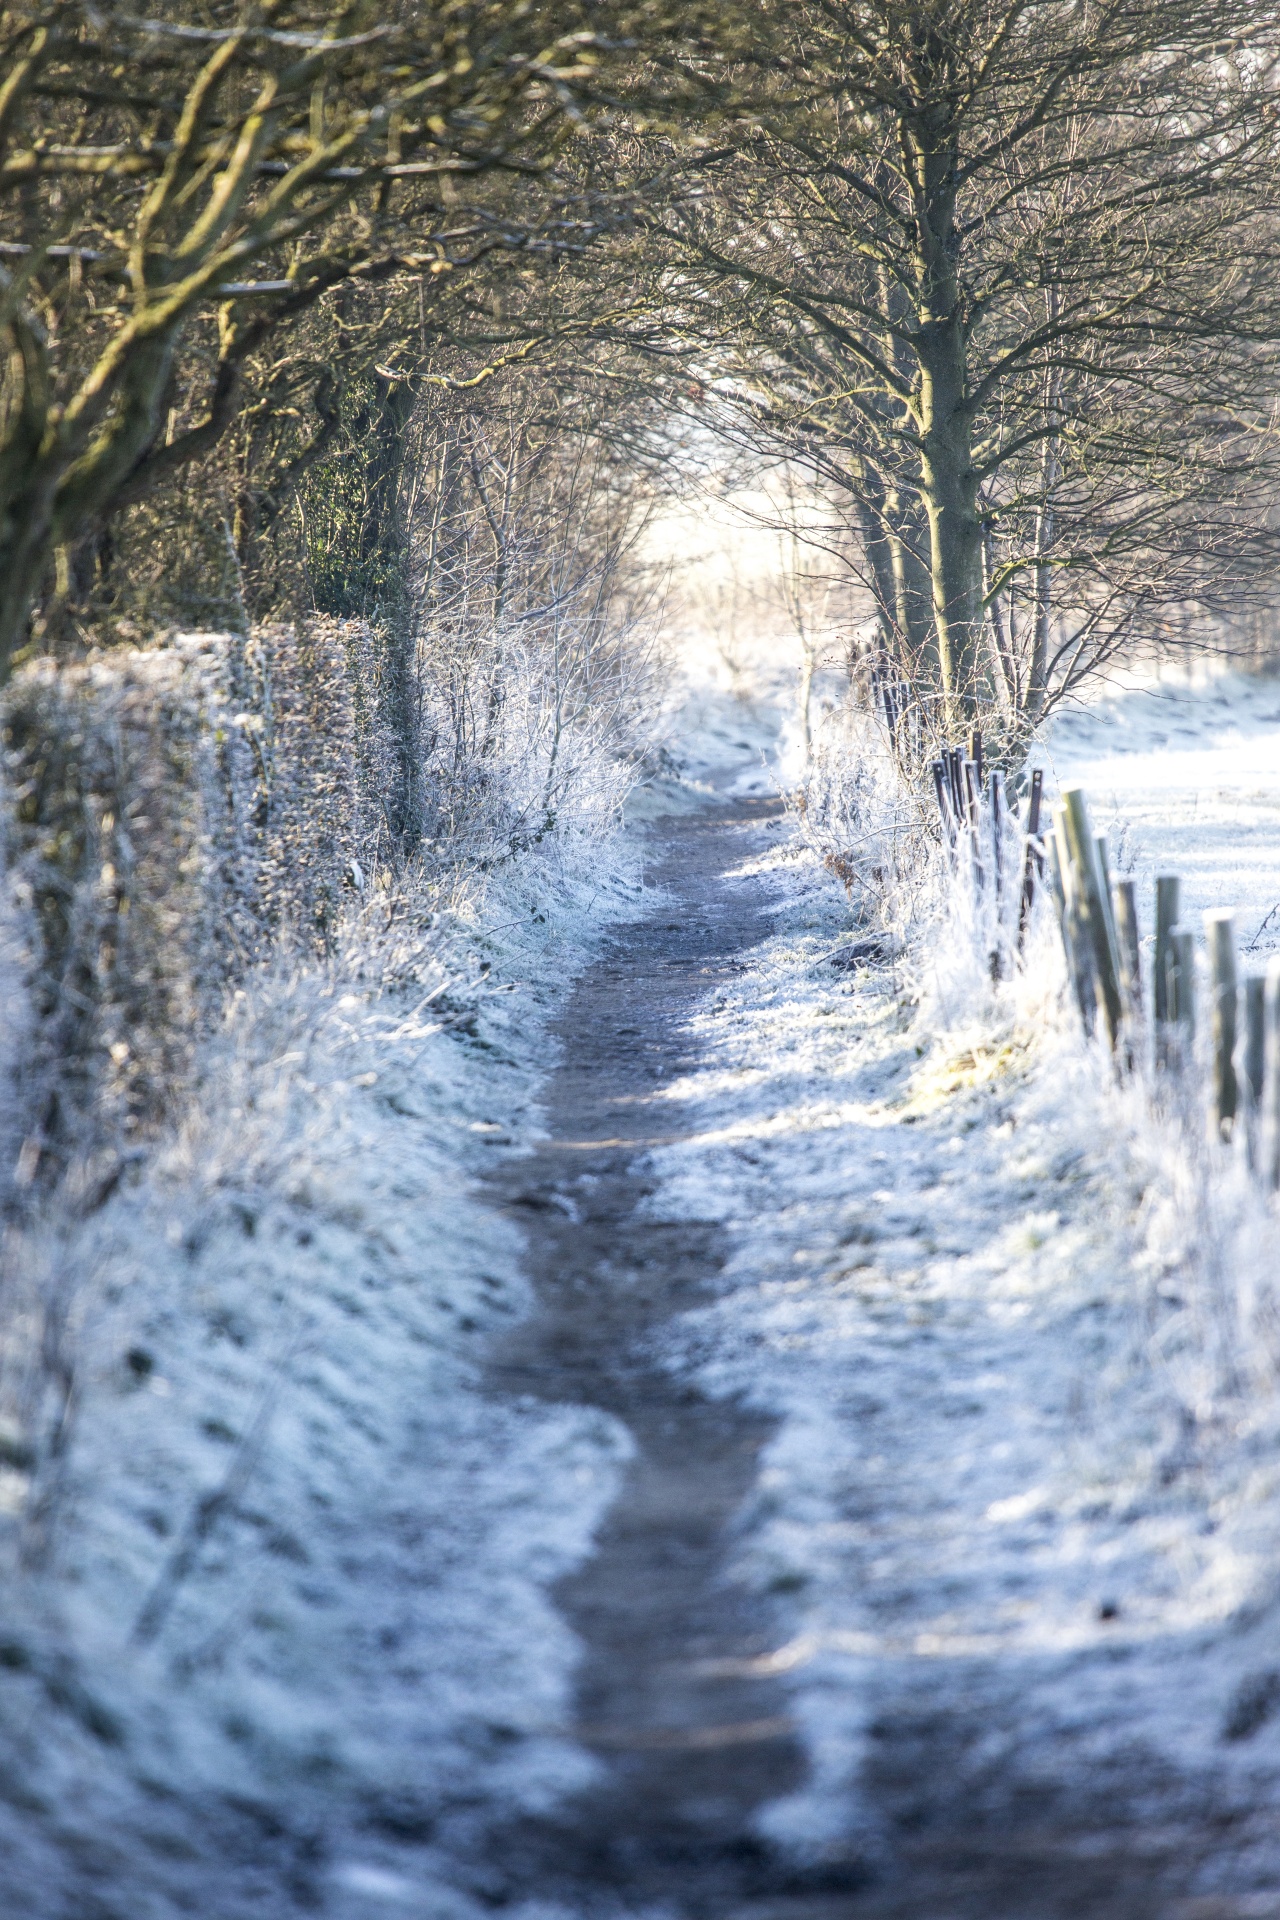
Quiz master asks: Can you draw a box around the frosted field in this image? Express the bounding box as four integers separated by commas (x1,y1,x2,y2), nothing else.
1046,668,1280,960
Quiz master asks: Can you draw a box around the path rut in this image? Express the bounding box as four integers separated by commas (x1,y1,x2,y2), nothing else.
481,794,863,1915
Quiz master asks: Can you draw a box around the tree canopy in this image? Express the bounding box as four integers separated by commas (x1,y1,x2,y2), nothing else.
641,0,1280,730
6,0,1280,742
0,0,720,669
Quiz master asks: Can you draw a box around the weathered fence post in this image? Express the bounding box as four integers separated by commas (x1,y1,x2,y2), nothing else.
1052,803,1098,1032
1243,972,1266,1169
1094,833,1125,988
1061,787,1123,1048
1113,880,1142,1017
947,746,965,822
1265,957,1280,1189
1154,875,1181,1067
963,758,984,890
989,769,1006,899
932,760,951,839
1017,767,1044,951
986,769,1009,983
1048,805,1069,919
1204,910,1239,1138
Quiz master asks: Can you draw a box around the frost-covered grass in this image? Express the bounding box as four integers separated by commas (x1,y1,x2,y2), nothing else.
0,573,685,1912
1047,667,1280,1419
0,816,649,1918
638,665,1280,1886
10,627,1280,1911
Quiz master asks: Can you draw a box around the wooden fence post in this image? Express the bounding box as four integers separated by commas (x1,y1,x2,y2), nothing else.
1045,825,1066,927
1244,972,1266,1169
1113,880,1141,1016
1155,875,1181,1067
1264,956,1280,1189
932,759,951,838
1061,787,1123,1048
989,769,1006,900
1017,767,1044,951
1204,910,1239,1138
948,747,965,821
1154,876,1181,1021
1094,833,1125,987
1052,803,1097,1032
963,758,984,890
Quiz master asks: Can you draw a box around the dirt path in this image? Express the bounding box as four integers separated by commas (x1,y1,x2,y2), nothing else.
481,794,865,1915
472,796,1263,1920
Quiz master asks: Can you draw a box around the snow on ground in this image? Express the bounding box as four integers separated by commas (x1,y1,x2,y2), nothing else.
1044,665,1280,961
0,840,646,1918
639,661,1280,1892
0,610,791,1920
10,638,1280,1913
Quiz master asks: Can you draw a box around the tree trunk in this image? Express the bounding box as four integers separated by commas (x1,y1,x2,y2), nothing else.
908,120,983,729
917,330,982,724
797,633,815,768
870,268,939,690
0,328,177,675
853,473,904,666
0,519,53,671
1026,299,1063,720
1028,349,1066,718
1027,515,1054,719
886,492,938,684
982,518,1016,720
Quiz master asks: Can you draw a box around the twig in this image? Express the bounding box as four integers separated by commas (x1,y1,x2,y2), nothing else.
131,1317,308,1647
1243,900,1280,952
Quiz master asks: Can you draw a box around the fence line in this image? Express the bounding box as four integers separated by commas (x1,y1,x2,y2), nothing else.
956,764,1280,1183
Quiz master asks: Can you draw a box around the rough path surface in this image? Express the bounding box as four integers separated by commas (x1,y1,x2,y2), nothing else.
484,794,845,1914
471,791,1279,1920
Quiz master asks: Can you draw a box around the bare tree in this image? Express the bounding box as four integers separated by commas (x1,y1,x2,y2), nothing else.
0,0,718,673
643,0,1280,731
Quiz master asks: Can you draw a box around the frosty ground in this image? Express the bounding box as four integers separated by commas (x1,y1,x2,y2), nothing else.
6,665,1280,1915
631,668,1280,1913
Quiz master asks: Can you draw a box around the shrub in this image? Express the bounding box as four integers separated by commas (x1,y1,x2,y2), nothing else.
1,622,403,1178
